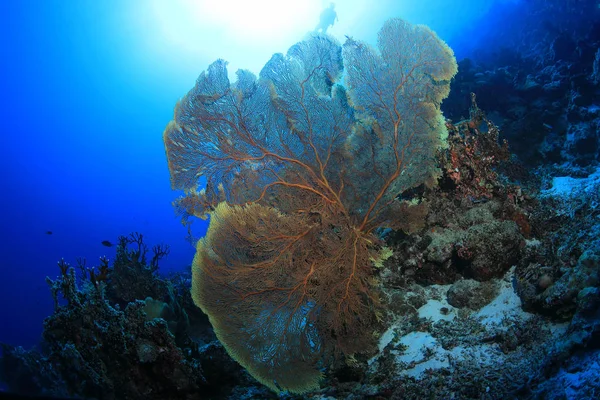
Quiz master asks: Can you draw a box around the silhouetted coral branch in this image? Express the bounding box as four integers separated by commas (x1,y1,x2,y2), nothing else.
151,244,170,271
88,256,110,288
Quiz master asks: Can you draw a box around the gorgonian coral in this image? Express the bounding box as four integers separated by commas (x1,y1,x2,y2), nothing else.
164,18,456,393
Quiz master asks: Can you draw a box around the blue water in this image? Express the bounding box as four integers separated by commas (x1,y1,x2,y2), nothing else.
0,0,518,351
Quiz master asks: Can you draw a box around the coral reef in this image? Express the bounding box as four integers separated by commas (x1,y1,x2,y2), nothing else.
515,167,600,320
106,232,171,306
0,234,258,400
380,98,530,288
42,298,204,399
3,2,600,398
444,0,600,167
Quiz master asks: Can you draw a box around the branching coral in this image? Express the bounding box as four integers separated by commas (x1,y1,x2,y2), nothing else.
164,18,457,393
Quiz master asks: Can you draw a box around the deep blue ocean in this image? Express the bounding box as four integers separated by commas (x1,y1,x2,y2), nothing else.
1,1,599,399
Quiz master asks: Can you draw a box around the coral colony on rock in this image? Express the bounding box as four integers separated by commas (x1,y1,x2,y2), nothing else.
2,1,600,399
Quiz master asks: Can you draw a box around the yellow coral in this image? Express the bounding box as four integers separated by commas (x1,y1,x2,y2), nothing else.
371,246,394,269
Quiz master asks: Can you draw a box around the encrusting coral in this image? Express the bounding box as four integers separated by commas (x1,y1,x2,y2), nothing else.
163,18,457,393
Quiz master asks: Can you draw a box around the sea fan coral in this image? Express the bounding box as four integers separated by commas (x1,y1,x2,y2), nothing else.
164,18,457,393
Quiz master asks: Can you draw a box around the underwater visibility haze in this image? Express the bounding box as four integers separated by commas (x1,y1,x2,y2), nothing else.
1,0,600,398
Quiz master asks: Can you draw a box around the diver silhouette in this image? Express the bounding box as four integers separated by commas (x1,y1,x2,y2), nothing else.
315,3,338,33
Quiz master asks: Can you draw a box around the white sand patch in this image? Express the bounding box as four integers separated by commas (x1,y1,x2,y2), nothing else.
376,325,397,354
418,285,456,321
542,168,600,198
372,267,569,379
475,269,528,326
395,334,501,378
418,299,456,322
395,331,450,377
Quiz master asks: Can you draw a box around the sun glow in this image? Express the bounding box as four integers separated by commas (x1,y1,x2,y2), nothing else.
146,0,321,76
181,0,319,40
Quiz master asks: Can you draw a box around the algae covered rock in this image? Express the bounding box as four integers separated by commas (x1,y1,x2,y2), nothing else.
447,279,499,310
517,247,600,319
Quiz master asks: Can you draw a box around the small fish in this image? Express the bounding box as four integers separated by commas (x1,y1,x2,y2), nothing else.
46,231,53,235
101,240,114,247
